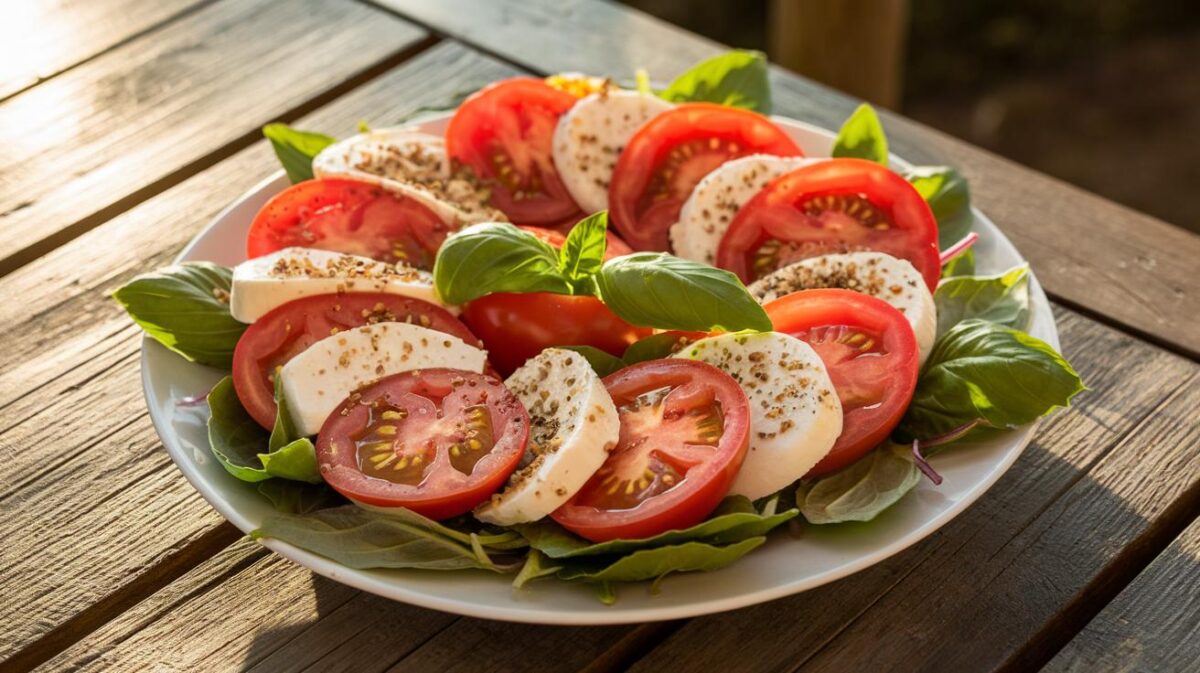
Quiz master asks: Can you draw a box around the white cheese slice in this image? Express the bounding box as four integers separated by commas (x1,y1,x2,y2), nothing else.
475,349,619,525
230,247,453,323
672,332,842,500
280,323,487,436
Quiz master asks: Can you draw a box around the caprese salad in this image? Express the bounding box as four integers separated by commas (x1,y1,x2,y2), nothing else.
116,51,1082,603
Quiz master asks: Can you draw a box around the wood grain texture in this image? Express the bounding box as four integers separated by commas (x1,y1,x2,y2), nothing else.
0,0,207,100
0,0,427,276
375,0,1200,358
0,42,515,669
1044,517,1200,673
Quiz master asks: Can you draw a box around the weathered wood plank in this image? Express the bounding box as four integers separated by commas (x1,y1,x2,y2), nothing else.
0,0,428,276
0,43,516,669
1044,517,1200,673
0,0,206,100
375,0,1200,358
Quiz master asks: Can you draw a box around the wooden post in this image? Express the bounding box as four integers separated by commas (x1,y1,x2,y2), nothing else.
768,0,910,108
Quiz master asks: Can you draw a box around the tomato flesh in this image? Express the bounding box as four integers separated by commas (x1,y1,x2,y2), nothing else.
316,369,528,520
764,289,919,476
608,103,803,251
231,293,482,430
246,177,451,268
717,158,941,289
552,359,750,542
446,78,582,224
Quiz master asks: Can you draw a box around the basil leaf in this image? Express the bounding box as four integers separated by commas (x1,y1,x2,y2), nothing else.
433,223,573,304
797,444,920,524
556,537,765,582
113,262,245,369
268,376,303,453
262,123,335,184
897,319,1084,440
658,50,772,113
559,345,626,378
250,506,524,572
512,550,563,589
622,332,696,364
258,439,320,484
832,103,888,165
935,265,1030,337
257,481,342,515
906,165,973,248
558,211,608,285
595,253,771,332
941,248,975,278
517,495,795,558
206,377,271,482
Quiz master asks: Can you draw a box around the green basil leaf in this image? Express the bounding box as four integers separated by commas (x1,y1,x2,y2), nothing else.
559,345,627,378
558,211,608,285
512,550,563,589
433,223,572,304
556,537,765,583
941,248,975,278
112,262,245,369
658,50,772,113
622,332,697,364
595,253,771,332
934,265,1031,337
906,165,973,248
258,439,320,484
256,481,342,515
897,319,1084,440
262,123,335,184
206,377,271,482
251,506,524,572
268,376,303,453
797,444,920,524
517,495,795,558
356,119,371,133
832,103,888,165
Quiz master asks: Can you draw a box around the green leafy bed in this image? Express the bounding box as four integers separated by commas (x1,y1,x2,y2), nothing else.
114,50,1083,603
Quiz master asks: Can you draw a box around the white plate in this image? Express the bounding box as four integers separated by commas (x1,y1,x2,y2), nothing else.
142,113,1058,624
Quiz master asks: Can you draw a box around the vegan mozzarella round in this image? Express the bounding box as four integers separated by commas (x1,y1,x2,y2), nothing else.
230,247,452,323
672,332,842,500
475,349,619,525
748,251,937,363
552,90,673,214
279,323,487,436
312,127,504,226
669,154,813,264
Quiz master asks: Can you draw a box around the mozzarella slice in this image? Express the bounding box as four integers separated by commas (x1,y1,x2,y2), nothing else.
280,323,487,436
475,349,619,525
669,155,814,264
748,252,937,363
672,332,842,500
230,247,452,323
552,90,673,213
312,127,504,226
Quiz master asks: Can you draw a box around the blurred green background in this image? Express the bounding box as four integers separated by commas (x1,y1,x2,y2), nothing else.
622,0,1199,233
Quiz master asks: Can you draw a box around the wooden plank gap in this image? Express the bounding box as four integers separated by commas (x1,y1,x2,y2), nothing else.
579,621,687,673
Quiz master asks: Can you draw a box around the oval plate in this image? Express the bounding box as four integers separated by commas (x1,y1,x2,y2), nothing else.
141,113,1058,624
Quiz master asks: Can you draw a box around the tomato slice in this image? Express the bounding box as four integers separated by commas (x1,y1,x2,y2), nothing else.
246,177,451,269
462,292,651,377
446,78,582,225
716,158,941,289
315,368,528,520
608,103,803,252
552,359,750,542
764,289,919,476
516,225,634,259
231,293,482,430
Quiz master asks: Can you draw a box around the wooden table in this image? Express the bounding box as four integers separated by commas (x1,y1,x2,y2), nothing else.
2,1,1197,671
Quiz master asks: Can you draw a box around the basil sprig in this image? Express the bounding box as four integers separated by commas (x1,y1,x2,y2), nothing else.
112,262,245,369
658,50,772,113
832,103,888,165
206,376,322,485
434,214,770,333
262,123,335,184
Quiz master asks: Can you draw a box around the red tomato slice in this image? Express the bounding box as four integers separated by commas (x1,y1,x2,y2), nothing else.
462,292,651,377
231,293,482,430
516,225,634,259
446,78,582,225
246,177,451,269
608,103,803,252
716,158,941,289
552,359,750,541
764,289,919,476
315,368,528,520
